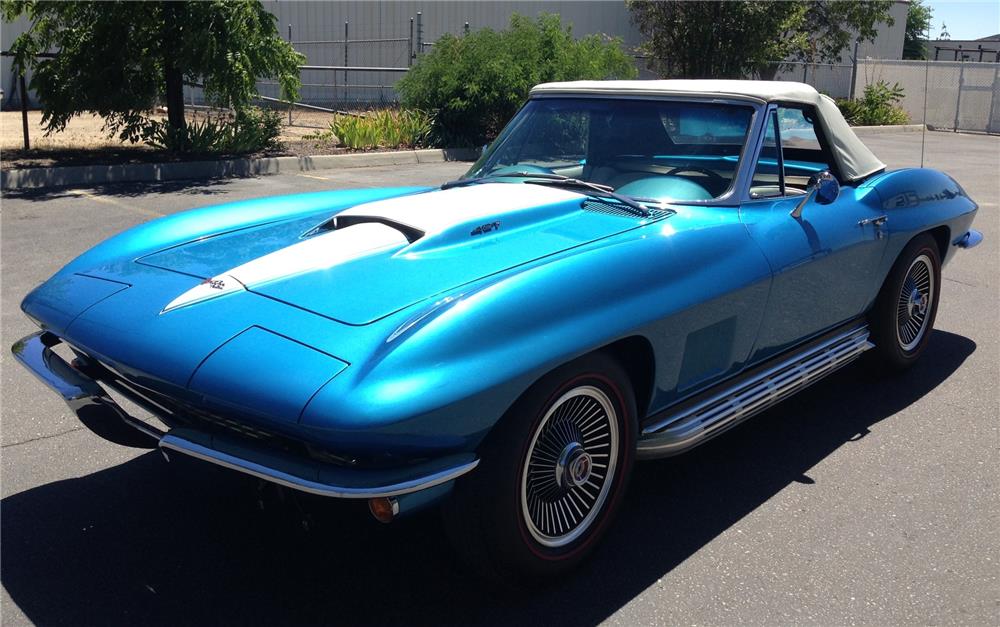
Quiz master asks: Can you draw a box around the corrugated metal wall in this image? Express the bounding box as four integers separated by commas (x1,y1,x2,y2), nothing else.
2,1,910,109
1,17,34,107
261,0,642,106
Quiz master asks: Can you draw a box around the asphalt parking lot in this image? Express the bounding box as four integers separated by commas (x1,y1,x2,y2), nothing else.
2,131,997,626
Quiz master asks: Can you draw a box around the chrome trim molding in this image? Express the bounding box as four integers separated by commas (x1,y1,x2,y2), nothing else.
159,434,480,499
638,325,873,459
956,229,983,249
11,331,162,446
12,331,103,403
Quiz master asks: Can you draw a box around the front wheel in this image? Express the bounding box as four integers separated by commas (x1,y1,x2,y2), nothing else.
868,233,942,370
443,353,636,582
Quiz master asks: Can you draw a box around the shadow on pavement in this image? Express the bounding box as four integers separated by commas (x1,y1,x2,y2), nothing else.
1,330,976,626
3,178,236,201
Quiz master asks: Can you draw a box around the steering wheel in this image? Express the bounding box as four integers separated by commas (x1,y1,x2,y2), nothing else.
666,166,726,184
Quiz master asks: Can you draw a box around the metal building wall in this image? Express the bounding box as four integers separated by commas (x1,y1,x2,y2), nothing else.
855,0,908,61
2,1,910,109
261,0,642,106
1,17,36,107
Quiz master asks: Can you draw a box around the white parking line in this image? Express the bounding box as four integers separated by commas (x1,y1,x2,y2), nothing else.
297,173,332,181
66,189,164,218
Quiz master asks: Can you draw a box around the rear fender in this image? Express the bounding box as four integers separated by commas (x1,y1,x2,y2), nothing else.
863,168,977,276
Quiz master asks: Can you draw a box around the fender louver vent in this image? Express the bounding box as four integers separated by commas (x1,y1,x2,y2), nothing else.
581,199,672,220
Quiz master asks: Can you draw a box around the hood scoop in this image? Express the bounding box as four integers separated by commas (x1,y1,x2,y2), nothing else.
310,214,425,244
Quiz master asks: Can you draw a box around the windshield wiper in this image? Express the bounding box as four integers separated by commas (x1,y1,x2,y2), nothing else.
440,176,487,190
522,176,651,217
441,171,653,218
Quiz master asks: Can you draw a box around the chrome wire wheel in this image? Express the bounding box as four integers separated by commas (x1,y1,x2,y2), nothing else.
520,385,620,548
896,253,935,352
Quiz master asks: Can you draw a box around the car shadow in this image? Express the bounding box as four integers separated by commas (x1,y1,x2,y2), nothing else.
1,330,976,626
2,177,236,201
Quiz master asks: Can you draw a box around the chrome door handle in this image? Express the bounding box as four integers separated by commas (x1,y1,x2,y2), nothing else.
858,215,888,227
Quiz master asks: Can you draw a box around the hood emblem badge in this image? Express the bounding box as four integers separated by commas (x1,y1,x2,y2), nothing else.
470,221,501,237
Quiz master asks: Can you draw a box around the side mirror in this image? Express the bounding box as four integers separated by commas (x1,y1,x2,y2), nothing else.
790,170,839,218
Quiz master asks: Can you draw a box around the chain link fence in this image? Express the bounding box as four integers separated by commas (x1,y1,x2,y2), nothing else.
854,59,1000,134
186,17,422,112
773,62,856,99
11,9,1000,135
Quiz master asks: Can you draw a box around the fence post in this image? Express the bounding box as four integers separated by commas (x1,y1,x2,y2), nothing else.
409,17,414,66
416,12,423,55
953,60,965,132
287,24,293,125
344,21,349,105
986,66,999,134
19,73,29,150
849,40,859,99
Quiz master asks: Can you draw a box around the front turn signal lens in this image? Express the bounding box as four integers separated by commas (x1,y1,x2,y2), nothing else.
368,497,399,523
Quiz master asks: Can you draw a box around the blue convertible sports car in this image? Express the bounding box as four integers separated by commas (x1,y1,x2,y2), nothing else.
13,80,982,579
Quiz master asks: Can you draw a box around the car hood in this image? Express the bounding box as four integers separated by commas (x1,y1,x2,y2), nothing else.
139,183,648,325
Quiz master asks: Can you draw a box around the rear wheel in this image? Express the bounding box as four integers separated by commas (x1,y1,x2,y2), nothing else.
869,234,941,370
443,353,636,582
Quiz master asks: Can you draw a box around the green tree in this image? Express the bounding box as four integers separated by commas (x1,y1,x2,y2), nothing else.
397,13,637,147
1,0,303,143
627,1,894,79
903,0,933,60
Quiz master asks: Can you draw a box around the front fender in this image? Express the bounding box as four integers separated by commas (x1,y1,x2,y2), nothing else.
300,213,772,451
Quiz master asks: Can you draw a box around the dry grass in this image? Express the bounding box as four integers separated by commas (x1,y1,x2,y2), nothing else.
0,108,345,151
1,110,138,152
0,107,367,169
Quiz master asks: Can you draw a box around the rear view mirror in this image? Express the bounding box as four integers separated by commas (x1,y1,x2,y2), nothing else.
790,170,839,218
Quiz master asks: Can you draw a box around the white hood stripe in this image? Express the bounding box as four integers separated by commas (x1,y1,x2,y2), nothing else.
161,222,407,313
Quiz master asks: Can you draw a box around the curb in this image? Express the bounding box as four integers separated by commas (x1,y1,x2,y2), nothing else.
1,147,481,191
851,124,926,135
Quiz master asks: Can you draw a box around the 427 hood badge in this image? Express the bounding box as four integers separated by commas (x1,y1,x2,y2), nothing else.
470,221,501,237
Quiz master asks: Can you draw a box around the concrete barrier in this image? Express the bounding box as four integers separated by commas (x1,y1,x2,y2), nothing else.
1,147,481,190
851,124,926,135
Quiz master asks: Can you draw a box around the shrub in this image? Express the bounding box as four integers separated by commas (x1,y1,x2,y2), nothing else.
143,107,283,154
397,13,638,147
331,109,430,150
225,107,284,153
836,81,910,126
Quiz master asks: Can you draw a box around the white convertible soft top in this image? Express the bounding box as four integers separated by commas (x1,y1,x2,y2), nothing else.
530,80,886,182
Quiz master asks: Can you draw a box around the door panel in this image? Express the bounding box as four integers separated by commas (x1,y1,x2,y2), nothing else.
641,206,773,415
741,186,888,361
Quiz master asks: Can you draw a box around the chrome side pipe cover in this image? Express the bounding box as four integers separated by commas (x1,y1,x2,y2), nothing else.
637,325,874,459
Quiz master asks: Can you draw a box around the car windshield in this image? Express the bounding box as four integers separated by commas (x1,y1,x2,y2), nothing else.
466,98,756,202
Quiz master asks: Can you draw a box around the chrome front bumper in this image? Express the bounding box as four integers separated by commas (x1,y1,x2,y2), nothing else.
11,331,479,499
956,229,983,249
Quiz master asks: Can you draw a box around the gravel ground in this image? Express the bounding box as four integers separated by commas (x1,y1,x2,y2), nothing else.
1,131,997,626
